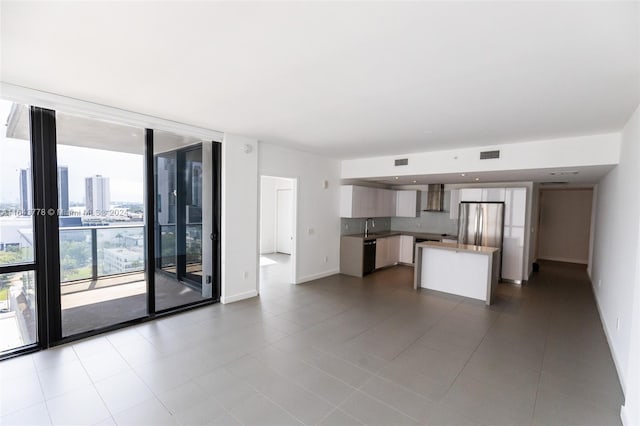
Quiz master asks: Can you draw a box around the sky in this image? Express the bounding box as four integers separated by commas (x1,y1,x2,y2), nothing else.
1,100,144,205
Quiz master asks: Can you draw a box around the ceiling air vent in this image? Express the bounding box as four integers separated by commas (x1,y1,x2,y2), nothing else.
480,150,500,160
395,158,409,166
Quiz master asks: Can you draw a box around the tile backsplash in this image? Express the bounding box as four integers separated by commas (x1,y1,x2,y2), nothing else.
340,213,457,236
391,212,458,235
341,217,391,235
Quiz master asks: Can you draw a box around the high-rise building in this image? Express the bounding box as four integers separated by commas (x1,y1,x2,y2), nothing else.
19,167,70,215
85,175,110,214
19,168,32,214
57,166,69,215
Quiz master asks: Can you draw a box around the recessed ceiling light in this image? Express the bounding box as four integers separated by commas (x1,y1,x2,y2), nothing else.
394,177,399,180
461,173,466,177
475,178,480,181
412,180,417,183
550,170,579,176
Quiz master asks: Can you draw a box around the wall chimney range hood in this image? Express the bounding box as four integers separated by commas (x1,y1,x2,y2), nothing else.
423,184,445,212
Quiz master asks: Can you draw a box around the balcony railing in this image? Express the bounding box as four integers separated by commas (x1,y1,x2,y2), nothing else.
59,222,203,284
59,223,145,283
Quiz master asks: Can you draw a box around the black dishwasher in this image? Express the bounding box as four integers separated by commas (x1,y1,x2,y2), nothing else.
363,240,376,275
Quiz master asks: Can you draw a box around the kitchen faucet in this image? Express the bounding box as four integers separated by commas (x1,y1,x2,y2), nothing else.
364,218,375,237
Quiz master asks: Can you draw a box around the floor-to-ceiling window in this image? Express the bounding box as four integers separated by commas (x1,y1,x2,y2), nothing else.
0,96,221,358
55,110,147,337
0,100,37,355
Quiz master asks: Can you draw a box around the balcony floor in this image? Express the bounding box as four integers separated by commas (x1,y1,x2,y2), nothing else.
61,272,207,336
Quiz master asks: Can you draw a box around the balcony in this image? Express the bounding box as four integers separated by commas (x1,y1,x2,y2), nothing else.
60,223,205,336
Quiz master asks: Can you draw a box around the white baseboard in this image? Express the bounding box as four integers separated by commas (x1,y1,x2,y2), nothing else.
538,256,588,264
296,269,339,284
621,405,630,426
590,279,627,395
221,289,258,304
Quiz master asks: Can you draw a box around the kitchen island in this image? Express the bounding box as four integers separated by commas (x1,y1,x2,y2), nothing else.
414,241,500,305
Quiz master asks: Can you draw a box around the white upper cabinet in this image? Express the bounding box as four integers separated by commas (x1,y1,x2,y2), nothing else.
449,189,460,220
377,189,397,217
341,185,397,218
459,188,482,201
482,188,506,202
459,188,506,202
395,190,418,217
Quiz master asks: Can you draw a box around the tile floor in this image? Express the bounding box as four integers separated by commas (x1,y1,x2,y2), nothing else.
0,260,624,425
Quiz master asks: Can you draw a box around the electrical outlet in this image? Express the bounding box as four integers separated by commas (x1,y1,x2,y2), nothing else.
598,279,602,288
616,317,620,331
243,271,249,279
345,224,349,230
324,256,328,263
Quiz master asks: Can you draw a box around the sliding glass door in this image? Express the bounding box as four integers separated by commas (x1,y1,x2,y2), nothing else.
154,131,214,311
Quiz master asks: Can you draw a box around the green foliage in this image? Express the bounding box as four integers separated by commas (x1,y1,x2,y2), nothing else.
59,239,91,281
0,249,27,266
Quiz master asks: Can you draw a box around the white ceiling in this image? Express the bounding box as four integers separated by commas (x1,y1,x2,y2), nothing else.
1,1,638,159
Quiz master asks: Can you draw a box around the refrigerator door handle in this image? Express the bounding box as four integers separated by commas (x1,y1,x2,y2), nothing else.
473,207,479,246
477,207,484,246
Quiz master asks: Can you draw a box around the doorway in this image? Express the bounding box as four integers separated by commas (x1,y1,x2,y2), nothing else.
259,176,296,289
536,188,594,265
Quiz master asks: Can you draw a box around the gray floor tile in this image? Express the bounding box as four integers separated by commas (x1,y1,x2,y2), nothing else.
228,393,302,425
254,378,335,424
441,373,536,425
339,391,418,425
309,353,372,387
318,409,364,426
533,388,621,426
377,360,453,402
360,375,438,422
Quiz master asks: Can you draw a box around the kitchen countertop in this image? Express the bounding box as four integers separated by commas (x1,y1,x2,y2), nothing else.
342,231,458,241
415,241,499,255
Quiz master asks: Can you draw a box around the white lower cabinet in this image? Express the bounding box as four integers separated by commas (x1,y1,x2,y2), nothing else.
375,235,401,269
399,235,415,263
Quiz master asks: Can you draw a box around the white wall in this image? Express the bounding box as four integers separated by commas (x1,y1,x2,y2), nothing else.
260,176,293,254
342,133,619,179
537,189,593,264
259,142,341,284
221,134,259,303
591,104,640,399
622,224,640,426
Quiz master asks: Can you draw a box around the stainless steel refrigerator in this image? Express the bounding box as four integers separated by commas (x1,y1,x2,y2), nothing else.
457,202,505,250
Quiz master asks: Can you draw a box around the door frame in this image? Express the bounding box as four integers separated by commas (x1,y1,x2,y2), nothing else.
258,175,298,288
275,188,293,255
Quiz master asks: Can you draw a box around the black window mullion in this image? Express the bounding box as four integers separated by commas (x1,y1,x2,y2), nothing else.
212,142,221,301
30,106,61,346
176,150,187,281
145,129,156,314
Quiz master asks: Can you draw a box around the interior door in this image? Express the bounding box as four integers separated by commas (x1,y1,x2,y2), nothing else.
276,189,293,254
